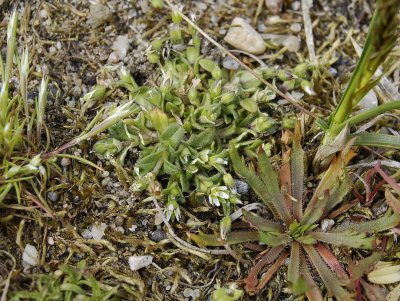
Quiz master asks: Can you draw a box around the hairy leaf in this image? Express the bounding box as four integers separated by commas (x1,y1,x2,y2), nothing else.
242,210,284,233
288,242,301,291
311,231,375,249
291,123,304,220
258,231,291,247
304,245,354,300
189,231,259,247
301,253,324,301
333,212,400,233
258,148,292,225
230,147,277,214
245,246,284,293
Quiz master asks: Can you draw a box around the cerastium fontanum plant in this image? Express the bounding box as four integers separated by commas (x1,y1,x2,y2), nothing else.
190,124,400,300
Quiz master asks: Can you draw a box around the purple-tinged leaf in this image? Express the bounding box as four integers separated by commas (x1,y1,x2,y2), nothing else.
314,243,348,280
304,244,354,300
245,246,284,293
242,210,284,233
258,148,292,225
333,212,400,233
189,231,259,247
311,231,375,249
291,123,304,220
301,252,324,301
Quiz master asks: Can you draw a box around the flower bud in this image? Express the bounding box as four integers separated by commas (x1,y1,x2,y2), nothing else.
223,173,234,187
93,138,123,157
220,216,232,240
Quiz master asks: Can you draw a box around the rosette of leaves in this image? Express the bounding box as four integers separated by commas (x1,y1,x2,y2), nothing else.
93,13,315,219
189,125,400,300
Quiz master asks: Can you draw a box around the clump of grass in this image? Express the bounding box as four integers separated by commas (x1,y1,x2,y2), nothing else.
190,124,400,299
10,260,120,301
319,0,400,148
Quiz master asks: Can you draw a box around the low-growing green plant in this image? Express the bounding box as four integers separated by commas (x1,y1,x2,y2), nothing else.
10,260,119,301
190,125,400,299
91,12,316,220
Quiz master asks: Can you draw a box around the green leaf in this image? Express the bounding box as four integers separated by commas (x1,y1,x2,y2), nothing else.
350,132,400,149
163,160,180,175
239,98,258,113
187,128,215,149
291,124,304,220
288,242,301,291
258,149,292,225
310,231,375,249
304,245,354,300
242,210,284,233
230,147,276,214
258,231,291,247
137,151,163,173
349,252,382,281
60,283,85,294
333,212,400,233
160,123,184,148
189,231,259,247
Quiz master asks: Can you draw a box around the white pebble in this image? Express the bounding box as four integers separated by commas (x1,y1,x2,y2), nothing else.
222,57,240,70
22,244,38,266
112,35,130,60
224,17,266,55
290,23,302,33
282,35,301,52
128,255,153,271
91,223,107,240
47,236,55,245
265,0,283,14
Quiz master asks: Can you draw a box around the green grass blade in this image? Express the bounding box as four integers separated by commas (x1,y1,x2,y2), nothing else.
326,0,400,140
351,133,400,149
338,100,400,129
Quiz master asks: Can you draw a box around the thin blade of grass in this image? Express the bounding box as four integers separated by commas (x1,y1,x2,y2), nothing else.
351,133,400,149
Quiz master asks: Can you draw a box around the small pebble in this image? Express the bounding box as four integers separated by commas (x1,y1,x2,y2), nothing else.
290,23,302,33
47,191,60,202
91,223,107,240
112,35,130,60
234,180,250,195
150,229,167,242
60,157,71,167
128,255,153,271
265,0,283,14
224,17,266,54
22,244,38,266
222,57,240,70
321,219,335,232
39,9,48,19
292,1,301,10
47,236,54,245
115,216,124,226
87,4,111,28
